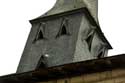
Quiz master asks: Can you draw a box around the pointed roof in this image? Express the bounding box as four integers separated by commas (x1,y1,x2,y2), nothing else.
30,0,98,22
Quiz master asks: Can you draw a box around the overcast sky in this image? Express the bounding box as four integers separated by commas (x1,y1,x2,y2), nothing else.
0,0,125,76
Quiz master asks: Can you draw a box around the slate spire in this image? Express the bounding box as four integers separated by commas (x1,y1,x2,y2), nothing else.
31,0,98,23
17,0,112,73
54,0,98,21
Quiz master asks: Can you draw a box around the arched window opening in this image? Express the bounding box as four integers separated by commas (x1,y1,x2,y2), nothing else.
86,34,94,51
33,23,46,43
56,18,70,38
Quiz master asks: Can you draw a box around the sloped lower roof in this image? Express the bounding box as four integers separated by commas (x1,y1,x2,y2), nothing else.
0,54,125,83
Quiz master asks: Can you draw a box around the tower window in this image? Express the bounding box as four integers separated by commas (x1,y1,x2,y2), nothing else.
36,55,46,69
33,23,46,43
56,18,70,38
60,25,67,35
36,30,44,40
86,33,94,51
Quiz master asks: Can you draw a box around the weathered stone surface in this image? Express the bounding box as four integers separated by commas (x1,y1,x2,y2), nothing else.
38,69,125,83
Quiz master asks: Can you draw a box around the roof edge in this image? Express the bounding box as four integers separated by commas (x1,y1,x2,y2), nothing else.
0,54,125,82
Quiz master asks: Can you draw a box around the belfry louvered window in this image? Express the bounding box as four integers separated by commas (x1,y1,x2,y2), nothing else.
56,18,70,38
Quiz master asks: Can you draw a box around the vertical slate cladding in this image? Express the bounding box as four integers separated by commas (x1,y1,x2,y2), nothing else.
16,23,40,73
17,0,112,73
83,0,98,22
73,13,110,62
73,14,97,62
91,32,109,59
17,12,83,73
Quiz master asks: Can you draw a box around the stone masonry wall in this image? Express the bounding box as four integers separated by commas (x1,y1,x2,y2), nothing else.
37,68,125,83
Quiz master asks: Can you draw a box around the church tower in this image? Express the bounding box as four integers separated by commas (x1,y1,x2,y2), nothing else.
17,0,112,73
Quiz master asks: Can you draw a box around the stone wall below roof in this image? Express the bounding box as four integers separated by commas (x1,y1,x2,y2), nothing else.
37,68,125,83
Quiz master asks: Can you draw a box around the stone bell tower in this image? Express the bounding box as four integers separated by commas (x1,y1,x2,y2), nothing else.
17,0,112,73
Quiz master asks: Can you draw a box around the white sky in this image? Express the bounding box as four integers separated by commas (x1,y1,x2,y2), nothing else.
0,0,125,76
